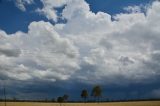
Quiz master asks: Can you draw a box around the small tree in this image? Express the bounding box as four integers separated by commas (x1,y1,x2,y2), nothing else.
12,97,17,102
81,89,88,102
91,85,102,102
63,94,69,102
57,97,64,106
51,98,56,102
57,97,64,102
45,98,48,102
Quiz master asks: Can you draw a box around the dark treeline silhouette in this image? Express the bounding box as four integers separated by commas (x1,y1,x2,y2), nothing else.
0,98,160,103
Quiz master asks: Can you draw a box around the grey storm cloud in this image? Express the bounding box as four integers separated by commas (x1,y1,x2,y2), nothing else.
119,56,135,66
0,47,21,57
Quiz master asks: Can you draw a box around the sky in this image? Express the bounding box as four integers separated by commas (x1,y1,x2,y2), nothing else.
0,0,160,101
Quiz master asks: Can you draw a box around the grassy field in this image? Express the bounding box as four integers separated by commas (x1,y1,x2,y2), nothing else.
0,101,160,106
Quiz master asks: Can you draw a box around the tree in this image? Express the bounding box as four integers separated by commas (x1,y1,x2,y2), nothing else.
12,97,17,101
91,85,102,102
44,98,48,102
63,94,69,102
57,97,64,103
81,89,88,102
51,98,56,102
57,96,64,106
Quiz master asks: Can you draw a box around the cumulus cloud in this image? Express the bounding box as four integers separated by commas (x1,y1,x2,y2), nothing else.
0,21,79,82
123,4,149,14
0,46,21,57
1,0,160,86
36,0,90,22
15,0,34,11
36,0,68,22
58,0,160,84
124,6,142,13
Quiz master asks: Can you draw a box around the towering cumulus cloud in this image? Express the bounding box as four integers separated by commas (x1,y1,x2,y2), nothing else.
1,0,160,86
0,21,79,81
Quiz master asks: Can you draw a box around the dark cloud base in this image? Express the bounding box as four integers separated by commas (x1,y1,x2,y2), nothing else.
0,80,160,101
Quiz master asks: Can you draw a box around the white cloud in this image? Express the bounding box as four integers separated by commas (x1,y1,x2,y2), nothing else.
0,21,79,82
36,0,68,22
58,1,160,84
62,0,90,20
123,5,147,13
36,0,90,22
1,0,160,85
0,45,21,57
15,0,34,11
124,6,141,13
